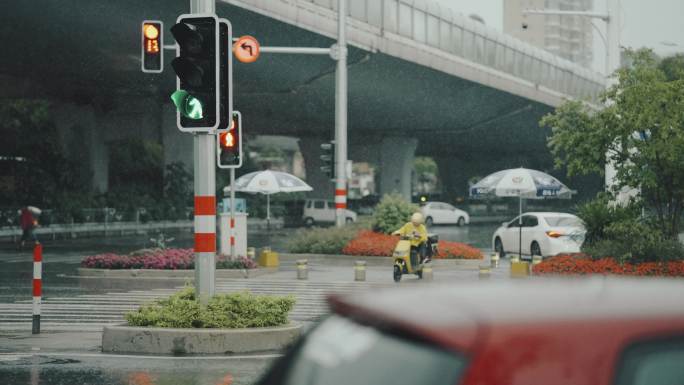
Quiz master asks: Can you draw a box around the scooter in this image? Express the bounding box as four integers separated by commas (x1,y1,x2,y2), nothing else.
392,233,438,282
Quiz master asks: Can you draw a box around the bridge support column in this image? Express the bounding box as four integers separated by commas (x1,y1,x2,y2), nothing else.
299,137,334,199
379,137,417,201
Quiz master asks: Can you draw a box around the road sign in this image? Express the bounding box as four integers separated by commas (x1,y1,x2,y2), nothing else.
233,35,260,63
141,21,163,73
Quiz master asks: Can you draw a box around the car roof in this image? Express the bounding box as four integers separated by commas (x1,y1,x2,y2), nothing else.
522,212,578,217
329,278,684,351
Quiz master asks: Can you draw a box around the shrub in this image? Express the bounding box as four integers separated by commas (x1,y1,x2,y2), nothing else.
81,249,258,270
125,287,296,328
287,226,359,254
583,221,684,262
341,230,482,259
532,254,684,277
215,255,258,269
576,193,640,245
371,194,420,234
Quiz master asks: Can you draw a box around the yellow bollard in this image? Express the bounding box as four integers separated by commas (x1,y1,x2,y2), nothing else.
510,261,530,278
258,248,279,267
296,259,308,280
354,261,366,281
490,253,500,268
479,265,491,279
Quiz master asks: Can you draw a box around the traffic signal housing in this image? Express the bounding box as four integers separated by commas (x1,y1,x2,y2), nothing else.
217,111,242,168
320,141,335,180
141,21,163,73
170,14,229,132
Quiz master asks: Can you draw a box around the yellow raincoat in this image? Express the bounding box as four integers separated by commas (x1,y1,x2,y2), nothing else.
393,222,428,247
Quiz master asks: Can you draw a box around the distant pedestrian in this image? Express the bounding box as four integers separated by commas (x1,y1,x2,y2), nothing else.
19,206,40,248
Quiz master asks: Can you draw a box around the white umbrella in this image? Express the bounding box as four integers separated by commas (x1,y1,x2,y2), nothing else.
224,170,312,224
470,167,573,258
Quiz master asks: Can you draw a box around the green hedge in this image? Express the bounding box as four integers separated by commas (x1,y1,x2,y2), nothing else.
125,287,295,328
371,193,420,234
287,226,360,254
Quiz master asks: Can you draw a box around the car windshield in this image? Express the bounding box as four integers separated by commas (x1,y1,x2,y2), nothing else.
544,216,583,227
279,316,466,385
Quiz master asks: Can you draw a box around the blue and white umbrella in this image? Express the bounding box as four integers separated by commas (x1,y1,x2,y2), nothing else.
470,168,572,200
470,167,573,257
224,170,312,222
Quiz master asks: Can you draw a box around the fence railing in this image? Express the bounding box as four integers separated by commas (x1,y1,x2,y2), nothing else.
257,0,605,100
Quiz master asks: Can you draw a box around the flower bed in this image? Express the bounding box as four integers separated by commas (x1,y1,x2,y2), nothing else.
81,249,257,270
532,254,684,277
341,230,483,259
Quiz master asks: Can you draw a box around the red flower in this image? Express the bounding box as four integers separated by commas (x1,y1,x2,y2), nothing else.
532,254,684,277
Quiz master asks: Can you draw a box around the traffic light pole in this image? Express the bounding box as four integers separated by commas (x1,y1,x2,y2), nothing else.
191,0,216,305
333,0,348,228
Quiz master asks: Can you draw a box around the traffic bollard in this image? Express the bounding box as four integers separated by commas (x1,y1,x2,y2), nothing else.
531,255,543,274
422,263,433,280
490,253,500,268
32,243,42,334
296,259,308,280
510,261,530,278
354,261,366,281
479,264,491,279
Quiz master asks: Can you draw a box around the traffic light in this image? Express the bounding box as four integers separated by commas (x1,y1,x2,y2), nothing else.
320,141,335,179
141,21,163,73
170,14,229,132
217,18,232,131
217,111,242,168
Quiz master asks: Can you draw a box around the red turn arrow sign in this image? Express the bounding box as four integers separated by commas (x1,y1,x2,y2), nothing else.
233,35,260,63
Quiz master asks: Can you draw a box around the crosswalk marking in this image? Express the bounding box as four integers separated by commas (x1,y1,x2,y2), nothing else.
0,279,392,331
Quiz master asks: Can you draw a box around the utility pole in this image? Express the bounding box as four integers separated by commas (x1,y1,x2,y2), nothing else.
334,0,348,227
191,0,216,305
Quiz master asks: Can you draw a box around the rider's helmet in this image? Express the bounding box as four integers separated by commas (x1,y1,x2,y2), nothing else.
411,212,424,225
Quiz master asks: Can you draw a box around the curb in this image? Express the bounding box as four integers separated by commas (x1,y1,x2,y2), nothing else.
102,323,302,355
78,267,278,279
279,253,483,269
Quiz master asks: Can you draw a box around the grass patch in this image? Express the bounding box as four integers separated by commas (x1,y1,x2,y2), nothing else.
125,287,295,328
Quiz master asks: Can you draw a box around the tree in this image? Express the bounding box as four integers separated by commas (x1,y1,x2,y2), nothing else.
542,49,684,238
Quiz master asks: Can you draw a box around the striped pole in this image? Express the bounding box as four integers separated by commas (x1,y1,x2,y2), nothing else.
32,243,42,334
194,194,216,305
335,188,347,210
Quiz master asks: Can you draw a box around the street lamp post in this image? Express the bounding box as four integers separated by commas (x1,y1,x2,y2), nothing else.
523,0,623,199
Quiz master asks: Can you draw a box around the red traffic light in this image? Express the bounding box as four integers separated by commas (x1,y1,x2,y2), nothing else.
217,111,242,169
219,131,235,149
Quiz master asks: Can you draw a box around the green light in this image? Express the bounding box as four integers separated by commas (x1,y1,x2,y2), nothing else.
170,90,203,120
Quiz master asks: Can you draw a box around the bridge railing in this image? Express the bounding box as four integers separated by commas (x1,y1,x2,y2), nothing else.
306,0,605,101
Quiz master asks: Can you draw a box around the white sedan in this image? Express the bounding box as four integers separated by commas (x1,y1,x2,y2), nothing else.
492,212,585,258
421,202,470,226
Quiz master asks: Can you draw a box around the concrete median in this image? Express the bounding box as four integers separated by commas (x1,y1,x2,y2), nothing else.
102,323,302,355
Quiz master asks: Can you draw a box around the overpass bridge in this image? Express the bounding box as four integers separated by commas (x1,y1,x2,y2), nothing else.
1,0,606,201
219,0,605,198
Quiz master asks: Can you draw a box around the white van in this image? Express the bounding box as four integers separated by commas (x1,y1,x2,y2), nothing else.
303,199,357,226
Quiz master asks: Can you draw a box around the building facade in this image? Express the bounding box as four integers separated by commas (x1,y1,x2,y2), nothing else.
504,0,594,68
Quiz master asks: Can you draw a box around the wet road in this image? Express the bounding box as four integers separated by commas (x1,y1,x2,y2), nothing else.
0,223,498,385
0,353,276,385
0,224,497,302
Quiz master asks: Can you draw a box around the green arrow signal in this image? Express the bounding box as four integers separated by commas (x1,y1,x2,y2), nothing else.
171,90,203,119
